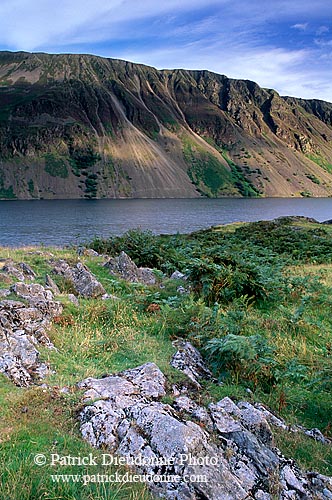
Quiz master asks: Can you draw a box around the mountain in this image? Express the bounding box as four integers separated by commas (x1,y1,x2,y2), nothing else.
0,50,332,199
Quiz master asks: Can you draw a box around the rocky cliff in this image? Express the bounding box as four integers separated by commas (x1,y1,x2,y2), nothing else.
0,51,332,199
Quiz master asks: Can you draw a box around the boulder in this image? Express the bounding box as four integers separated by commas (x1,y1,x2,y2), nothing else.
170,340,212,387
10,282,62,317
0,296,60,386
52,260,105,298
170,270,187,280
45,274,60,294
1,261,36,281
104,251,156,285
79,363,332,500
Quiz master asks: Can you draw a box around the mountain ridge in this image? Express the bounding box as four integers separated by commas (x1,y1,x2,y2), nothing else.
0,50,332,199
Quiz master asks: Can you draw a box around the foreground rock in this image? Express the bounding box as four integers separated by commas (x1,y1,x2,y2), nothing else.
0,282,62,386
104,251,156,285
52,260,105,298
79,363,332,499
1,261,36,281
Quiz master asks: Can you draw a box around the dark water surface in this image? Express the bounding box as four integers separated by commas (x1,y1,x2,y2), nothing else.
0,198,331,247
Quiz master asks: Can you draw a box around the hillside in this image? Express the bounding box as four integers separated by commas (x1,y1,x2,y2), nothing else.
0,51,332,199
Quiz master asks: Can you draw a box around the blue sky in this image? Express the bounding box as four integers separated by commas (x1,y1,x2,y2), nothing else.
0,0,332,101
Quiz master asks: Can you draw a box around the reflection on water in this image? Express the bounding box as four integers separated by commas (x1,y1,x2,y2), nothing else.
0,197,331,247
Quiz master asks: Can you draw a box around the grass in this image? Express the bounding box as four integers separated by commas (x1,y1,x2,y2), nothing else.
1,218,332,498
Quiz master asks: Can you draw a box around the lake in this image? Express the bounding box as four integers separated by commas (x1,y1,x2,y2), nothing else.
0,197,332,247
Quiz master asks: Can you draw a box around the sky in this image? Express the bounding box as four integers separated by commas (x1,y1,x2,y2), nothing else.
0,0,332,101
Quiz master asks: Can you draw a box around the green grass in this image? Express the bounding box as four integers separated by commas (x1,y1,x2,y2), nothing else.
306,153,332,174
44,153,69,178
182,135,237,196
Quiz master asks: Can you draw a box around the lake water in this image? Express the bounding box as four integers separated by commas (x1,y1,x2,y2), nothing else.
0,198,332,247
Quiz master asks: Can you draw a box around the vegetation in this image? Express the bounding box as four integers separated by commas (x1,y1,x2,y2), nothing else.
1,217,332,499
0,170,16,199
182,136,236,196
44,153,69,178
306,153,332,174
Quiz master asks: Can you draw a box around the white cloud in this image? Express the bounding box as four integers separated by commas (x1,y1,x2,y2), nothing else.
316,25,329,35
0,0,221,50
291,23,308,30
0,0,331,101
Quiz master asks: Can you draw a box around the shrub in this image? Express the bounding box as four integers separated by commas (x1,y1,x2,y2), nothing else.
205,334,277,390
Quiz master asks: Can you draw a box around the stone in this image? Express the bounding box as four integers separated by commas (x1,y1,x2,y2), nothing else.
67,294,79,306
170,339,212,387
101,293,120,301
79,363,332,500
2,261,36,281
10,282,63,317
45,274,60,294
19,262,36,279
104,251,156,285
0,282,62,386
281,465,307,494
2,263,25,281
52,260,105,298
84,248,99,257
237,401,274,446
255,491,272,500
170,270,187,280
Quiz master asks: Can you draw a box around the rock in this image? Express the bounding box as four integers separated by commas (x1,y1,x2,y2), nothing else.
10,282,63,317
303,427,329,444
0,297,60,386
0,289,10,298
11,282,54,302
79,364,332,500
254,403,331,444
67,294,79,306
79,363,248,500
84,248,99,257
0,282,61,386
45,274,60,294
104,251,156,285
101,293,120,301
255,491,271,500
52,260,105,298
2,261,36,281
237,401,274,446
170,270,187,280
19,262,36,280
59,386,70,394
177,285,190,294
2,263,25,281
281,465,307,495
170,339,212,387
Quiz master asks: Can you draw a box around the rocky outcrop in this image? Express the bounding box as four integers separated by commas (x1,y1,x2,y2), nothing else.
104,251,156,285
0,282,62,386
79,362,332,500
1,261,36,281
52,260,106,298
171,340,212,387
